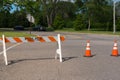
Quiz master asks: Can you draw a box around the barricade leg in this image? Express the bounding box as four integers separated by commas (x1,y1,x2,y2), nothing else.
55,50,58,59
55,34,62,62
2,35,8,65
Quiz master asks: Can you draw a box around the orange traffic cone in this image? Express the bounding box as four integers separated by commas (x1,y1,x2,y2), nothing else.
84,40,92,57
111,40,119,57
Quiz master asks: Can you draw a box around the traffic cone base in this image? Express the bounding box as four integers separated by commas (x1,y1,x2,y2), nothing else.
111,50,119,57
84,50,93,57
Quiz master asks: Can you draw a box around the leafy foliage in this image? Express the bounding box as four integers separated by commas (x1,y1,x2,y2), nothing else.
116,18,120,30
0,0,120,32
73,14,86,30
53,15,65,29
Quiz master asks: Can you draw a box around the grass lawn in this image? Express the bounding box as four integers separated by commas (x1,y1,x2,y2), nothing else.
55,28,120,35
0,28,120,37
0,31,34,37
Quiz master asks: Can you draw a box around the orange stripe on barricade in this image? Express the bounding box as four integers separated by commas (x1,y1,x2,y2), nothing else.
0,38,2,40
25,37,34,42
36,36,46,42
5,38,10,43
13,37,22,43
0,35,65,43
60,36,65,41
48,36,57,42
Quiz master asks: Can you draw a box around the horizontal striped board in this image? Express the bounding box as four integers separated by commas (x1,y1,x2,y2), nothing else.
0,36,65,43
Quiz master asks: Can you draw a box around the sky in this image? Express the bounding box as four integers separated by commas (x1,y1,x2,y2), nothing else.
114,0,120,2
10,4,16,13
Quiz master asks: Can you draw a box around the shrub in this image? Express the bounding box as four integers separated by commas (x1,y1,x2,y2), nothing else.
65,21,74,28
53,15,65,30
73,14,85,31
116,18,120,31
46,27,54,31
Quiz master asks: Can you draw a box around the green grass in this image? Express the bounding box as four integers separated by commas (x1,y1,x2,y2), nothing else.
55,28,120,35
0,31,34,37
0,28,120,37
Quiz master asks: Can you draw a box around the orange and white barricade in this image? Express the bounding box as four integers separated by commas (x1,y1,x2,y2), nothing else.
0,34,65,65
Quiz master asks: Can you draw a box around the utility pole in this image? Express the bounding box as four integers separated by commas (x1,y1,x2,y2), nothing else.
113,1,116,33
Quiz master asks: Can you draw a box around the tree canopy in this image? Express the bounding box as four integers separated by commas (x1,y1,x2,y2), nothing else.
0,0,120,31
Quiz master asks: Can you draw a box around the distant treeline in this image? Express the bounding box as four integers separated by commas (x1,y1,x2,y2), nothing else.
0,0,120,31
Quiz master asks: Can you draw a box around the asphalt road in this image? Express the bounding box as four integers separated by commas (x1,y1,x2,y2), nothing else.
0,31,120,80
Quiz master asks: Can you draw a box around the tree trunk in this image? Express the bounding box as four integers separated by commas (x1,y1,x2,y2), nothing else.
42,0,58,27
88,18,91,31
47,15,51,27
47,10,54,27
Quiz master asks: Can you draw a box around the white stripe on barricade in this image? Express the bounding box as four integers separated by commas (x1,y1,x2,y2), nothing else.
0,34,65,65
0,36,64,43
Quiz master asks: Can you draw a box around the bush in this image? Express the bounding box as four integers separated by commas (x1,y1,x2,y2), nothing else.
117,24,120,31
53,15,65,30
65,21,74,28
116,18,120,31
91,23,105,30
74,23,85,31
91,22,113,31
73,14,85,31
46,27,54,31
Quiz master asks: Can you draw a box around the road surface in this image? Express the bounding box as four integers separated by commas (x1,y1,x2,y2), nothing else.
0,31,120,80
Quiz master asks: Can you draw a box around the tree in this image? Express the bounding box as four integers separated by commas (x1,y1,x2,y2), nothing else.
116,18,120,31
0,0,114,31
0,0,13,28
12,11,30,27
12,0,56,27
82,0,96,30
55,1,76,28
73,14,86,30
75,0,84,14
53,15,65,29
1,0,12,12
116,1,120,17
79,0,113,30
56,1,76,19
11,0,76,28
116,1,120,31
